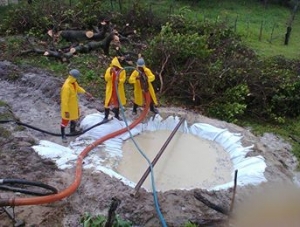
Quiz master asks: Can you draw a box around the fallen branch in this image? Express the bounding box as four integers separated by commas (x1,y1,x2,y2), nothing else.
115,46,137,65
47,21,110,43
158,54,170,94
104,197,121,227
194,171,238,223
68,31,119,55
189,80,198,101
21,32,119,61
194,191,230,216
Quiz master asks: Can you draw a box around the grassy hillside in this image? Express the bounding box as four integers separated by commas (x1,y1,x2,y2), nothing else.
131,0,300,59
194,0,300,59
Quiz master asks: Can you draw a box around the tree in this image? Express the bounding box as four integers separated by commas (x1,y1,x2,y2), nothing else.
284,0,300,45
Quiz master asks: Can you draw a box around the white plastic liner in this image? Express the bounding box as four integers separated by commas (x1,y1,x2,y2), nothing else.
32,113,267,191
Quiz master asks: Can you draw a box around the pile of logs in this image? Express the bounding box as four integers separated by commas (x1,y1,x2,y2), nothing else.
21,19,138,63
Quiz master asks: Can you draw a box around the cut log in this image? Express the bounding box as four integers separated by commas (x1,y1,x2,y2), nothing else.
47,23,110,43
21,32,119,61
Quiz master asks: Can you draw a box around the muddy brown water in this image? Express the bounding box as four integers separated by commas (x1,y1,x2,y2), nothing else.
116,130,233,192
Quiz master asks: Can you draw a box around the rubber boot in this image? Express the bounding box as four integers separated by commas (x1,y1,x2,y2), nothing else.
150,102,159,114
132,103,138,115
70,120,77,135
101,108,110,123
113,107,122,121
61,126,67,143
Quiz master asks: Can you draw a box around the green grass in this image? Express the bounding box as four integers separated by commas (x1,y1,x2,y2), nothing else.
14,53,107,98
101,0,300,59
186,0,300,59
130,0,300,59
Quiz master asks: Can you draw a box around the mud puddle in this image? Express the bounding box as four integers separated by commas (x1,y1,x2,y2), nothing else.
117,130,233,192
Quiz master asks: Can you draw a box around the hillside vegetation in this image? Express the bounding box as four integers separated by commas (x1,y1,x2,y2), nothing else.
183,0,300,59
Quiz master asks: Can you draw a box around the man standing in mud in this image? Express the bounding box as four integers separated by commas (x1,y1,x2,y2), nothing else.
102,57,126,122
60,69,93,143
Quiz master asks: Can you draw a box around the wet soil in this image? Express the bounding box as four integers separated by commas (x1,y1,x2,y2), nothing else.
0,60,299,227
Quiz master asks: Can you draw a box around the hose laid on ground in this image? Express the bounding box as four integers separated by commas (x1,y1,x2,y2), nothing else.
1,66,167,226
0,179,58,196
117,67,167,227
0,91,151,207
0,119,111,137
0,117,112,197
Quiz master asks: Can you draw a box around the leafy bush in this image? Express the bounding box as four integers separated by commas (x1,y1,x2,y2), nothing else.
146,21,211,103
0,0,107,36
208,84,250,122
146,17,254,121
110,0,166,38
246,56,300,122
0,1,60,36
80,212,132,227
184,221,198,227
145,15,300,123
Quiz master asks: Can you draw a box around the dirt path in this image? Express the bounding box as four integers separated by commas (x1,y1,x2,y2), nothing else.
0,61,299,227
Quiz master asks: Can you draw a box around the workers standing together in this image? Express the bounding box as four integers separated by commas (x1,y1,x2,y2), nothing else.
60,55,159,142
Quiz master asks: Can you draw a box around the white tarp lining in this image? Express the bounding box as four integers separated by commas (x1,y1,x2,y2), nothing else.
32,113,267,191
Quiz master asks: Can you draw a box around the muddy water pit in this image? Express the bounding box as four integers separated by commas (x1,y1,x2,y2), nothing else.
116,130,233,192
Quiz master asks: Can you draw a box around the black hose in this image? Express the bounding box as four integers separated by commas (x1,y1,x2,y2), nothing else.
0,118,111,137
0,117,112,195
0,120,13,124
0,178,58,196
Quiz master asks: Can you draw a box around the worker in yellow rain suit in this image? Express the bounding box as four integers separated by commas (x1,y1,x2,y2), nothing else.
128,57,158,115
102,57,126,122
60,69,93,143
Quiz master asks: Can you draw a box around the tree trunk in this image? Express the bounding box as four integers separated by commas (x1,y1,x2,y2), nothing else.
284,1,300,45
284,26,292,45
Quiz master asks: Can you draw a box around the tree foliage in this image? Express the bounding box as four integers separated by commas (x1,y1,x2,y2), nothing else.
146,15,300,122
0,0,108,36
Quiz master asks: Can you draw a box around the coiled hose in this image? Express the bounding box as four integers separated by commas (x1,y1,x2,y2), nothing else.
0,179,58,196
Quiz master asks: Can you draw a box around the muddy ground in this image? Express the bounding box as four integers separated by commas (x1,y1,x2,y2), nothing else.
0,60,299,227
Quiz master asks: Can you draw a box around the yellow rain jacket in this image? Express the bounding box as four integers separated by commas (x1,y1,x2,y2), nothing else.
104,57,126,108
60,75,86,120
128,66,158,106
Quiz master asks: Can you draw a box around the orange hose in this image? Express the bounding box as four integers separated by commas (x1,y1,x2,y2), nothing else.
0,92,151,207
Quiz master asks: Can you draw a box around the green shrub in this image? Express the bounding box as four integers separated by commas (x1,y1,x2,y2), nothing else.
246,56,300,122
208,84,249,122
80,212,132,227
